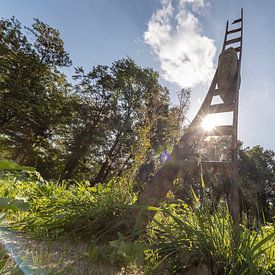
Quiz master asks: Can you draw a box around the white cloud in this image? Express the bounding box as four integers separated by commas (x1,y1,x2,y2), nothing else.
144,0,216,88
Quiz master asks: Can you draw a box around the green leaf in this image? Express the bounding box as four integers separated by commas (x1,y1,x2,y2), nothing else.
0,197,30,212
0,198,10,208
10,199,30,212
201,174,205,189
0,160,34,171
0,213,6,222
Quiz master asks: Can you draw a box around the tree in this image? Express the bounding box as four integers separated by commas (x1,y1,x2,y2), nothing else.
61,65,114,180
135,88,191,187
238,145,275,223
62,58,174,183
0,17,71,170
91,58,171,184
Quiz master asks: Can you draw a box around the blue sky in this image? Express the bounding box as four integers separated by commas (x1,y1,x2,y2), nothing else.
1,0,275,150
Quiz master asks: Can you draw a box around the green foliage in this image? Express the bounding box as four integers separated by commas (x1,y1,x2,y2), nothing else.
0,197,29,212
0,169,274,274
0,16,189,183
230,224,275,274
0,160,34,171
144,201,275,274
0,17,71,175
239,145,275,223
63,58,175,183
0,175,137,241
87,233,148,271
109,233,149,266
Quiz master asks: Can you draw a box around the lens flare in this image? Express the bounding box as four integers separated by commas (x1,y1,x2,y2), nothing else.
201,116,217,131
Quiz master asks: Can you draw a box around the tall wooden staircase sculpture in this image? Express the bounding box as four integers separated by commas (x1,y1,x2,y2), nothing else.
137,10,243,228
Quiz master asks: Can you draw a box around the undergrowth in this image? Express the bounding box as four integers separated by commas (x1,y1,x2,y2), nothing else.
0,173,137,241
0,161,274,274
145,202,275,274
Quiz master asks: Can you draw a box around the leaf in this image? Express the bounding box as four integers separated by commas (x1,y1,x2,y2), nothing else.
0,197,30,212
131,204,161,212
10,199,30,212
0,198,10,208
0,213,6,222
251,231,275,253
190,187,199,204
200,161,205,189
0,160,34,171
201,174,205,189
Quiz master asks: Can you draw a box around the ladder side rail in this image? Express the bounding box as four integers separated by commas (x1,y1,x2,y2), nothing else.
231,8,243,165
222,21,229,52
182,71,218,134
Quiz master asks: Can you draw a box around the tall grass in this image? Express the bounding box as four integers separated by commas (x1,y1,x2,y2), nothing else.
0,173,138,241
145,201,275,274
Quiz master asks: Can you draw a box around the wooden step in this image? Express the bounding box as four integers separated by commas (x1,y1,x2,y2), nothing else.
204,125,233,136
212,88,220,96
225,37,241,46
232,18,242,24
208,103,235,113
227,27,242,34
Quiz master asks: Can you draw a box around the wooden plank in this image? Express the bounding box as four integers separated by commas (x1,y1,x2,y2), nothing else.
232,18,242,24
204,125,233,136
225,37,241,45
212,89,220,96
208,103,235,113
227,27,242,34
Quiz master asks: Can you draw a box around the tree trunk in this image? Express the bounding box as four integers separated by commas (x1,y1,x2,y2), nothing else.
61,133,92,180
91,130,123,184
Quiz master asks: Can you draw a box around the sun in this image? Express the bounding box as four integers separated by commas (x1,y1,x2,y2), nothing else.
201,115,217,131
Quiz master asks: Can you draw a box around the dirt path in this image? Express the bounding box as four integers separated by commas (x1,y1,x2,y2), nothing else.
0,227,142,274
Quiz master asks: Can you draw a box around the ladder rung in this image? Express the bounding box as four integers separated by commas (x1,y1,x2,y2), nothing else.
232,18,242,24
227,27,242,34
209,103,235,113
234,46,241,52
225,37,241,45
212,89,219,96
205,125,233,136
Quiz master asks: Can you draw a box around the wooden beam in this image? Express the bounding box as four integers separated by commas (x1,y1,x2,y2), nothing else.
227,27,242,34
232,18,242,24
225,37,241,45
208,103,235,113
212,89,220,96
205,125,233,136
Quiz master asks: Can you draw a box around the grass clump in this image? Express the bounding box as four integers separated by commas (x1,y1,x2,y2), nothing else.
144,201,275,274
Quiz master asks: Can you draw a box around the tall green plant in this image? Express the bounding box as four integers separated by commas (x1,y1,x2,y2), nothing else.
1,175,138,241
145,201,275,274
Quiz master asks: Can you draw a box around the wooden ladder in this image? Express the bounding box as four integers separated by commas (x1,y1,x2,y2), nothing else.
178,9,244,167
137,11,244,232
